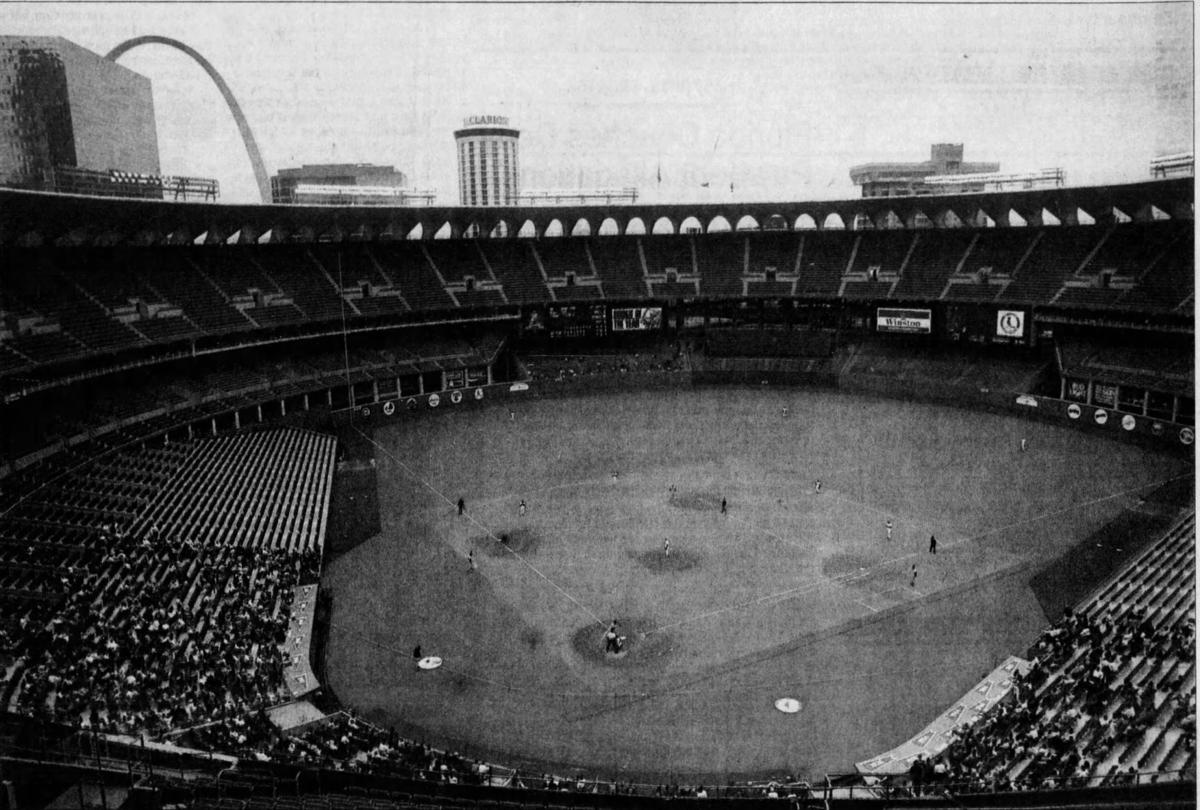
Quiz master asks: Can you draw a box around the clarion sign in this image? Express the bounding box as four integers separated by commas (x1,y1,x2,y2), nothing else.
464,115,509,127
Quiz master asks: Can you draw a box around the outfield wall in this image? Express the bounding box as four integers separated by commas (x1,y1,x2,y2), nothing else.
341,368,1192,456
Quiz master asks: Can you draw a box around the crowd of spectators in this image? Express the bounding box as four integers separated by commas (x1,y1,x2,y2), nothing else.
942,604,1195,791
10,520,319,738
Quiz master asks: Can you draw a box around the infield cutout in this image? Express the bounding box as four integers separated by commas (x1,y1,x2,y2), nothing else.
570,618,673,668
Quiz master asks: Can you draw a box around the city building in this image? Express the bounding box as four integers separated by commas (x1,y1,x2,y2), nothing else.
0,36,160,190
454,115,519,206
848,143,1000,198
271,163,433,206
515,188,638,206
1150,152,1194,179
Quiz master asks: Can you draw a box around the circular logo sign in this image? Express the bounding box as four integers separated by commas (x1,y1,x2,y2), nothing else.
1094,409,1108,425
450,390,463,405
406,398,417,410
1151,422,1164,436
383,401,396,416
474,388,484,401
1121,414,1136,431
1066,403,1082,420
998,312,1023,336
1181,427,1195,446
428,393,440,408
360,406,371,418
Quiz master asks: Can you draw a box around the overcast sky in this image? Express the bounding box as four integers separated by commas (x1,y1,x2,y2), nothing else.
4,2,1193,204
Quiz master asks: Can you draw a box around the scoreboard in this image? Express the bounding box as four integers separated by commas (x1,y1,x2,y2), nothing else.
525,304,609,339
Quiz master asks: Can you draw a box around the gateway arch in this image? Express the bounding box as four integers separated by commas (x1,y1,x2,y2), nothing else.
107,35,271,203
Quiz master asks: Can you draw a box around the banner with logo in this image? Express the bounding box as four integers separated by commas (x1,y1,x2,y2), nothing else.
876,308,932,334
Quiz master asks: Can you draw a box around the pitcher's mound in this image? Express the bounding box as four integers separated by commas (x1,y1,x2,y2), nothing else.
472,528,540,557
570,618,673,668
632,548,701,573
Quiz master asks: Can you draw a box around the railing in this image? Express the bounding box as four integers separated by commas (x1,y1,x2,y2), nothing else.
2,719,1193,805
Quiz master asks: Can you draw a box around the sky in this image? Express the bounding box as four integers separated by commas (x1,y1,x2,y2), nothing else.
3,2,1193,204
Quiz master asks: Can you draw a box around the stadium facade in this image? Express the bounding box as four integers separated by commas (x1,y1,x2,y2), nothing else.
0,175,1193,809
0,35,160,189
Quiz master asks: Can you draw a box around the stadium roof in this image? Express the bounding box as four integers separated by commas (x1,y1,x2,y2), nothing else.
0,178,1191,246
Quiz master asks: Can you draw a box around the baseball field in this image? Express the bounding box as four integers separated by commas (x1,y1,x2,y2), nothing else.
322,386,1192,784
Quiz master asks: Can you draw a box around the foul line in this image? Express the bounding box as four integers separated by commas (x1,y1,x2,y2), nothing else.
353,427,607,628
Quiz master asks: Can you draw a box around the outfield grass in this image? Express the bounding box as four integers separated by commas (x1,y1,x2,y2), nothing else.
322,386,1192,783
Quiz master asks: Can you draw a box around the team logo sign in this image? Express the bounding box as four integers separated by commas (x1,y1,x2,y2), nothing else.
1066,403,1082,420
1181,427,1195,446
996,310,1025,338
474,388,484,400
1151,422,1164,436
428,393,440,408
1121,415,1136,431
1094,409,1108,425
360,406,371,418
450,390,463,404
406,398,417,410
383,401,396,416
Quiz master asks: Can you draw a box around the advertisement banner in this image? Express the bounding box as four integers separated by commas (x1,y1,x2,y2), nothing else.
1066,380,1089,402
1093,384,1118,408
611,307,664,332
876,308,932,334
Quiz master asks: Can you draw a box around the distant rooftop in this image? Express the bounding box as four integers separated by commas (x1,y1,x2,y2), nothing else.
849,143,1000,184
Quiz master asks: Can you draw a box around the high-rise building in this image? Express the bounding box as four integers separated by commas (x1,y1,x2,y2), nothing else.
454,115,519,206
0,36,160,189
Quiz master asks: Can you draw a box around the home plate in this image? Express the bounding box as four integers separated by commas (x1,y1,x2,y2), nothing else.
774,698,801,714
418,656,443,670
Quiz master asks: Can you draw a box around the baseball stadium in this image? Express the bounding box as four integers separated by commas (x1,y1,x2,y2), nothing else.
0,13,1196,810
